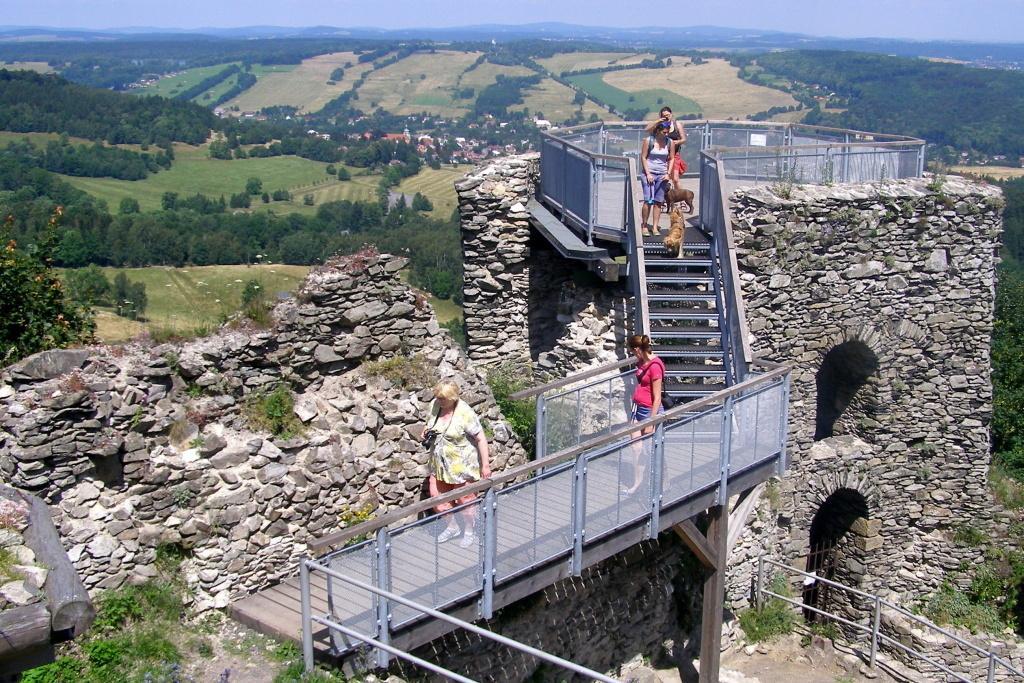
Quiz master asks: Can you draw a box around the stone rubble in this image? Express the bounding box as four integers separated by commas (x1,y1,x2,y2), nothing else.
0,250,527,610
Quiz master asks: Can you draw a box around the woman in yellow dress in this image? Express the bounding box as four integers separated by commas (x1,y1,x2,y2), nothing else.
423,380,491,548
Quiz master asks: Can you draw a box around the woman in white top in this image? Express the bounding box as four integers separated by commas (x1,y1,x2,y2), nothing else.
640,121,675,236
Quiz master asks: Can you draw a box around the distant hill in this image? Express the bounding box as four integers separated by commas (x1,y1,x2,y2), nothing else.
0,23,1022,64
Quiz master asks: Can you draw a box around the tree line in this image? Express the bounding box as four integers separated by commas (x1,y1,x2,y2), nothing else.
751,51,1024,156
4,138,173,180
0,70,215,145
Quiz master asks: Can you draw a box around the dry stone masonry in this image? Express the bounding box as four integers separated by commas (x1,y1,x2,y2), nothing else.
457,154,634,377
0,251,527,610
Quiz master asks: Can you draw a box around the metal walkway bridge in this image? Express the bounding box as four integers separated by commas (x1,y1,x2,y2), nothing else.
229,121,927,681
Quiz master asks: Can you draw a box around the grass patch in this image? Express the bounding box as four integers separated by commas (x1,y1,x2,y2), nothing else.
739,575,796,643
486,363,537,457
567,73,700,116
244,383,305,438
363,354,439,391
921,579,1009,634
23,574,185,683
66,264,309,343
990,462,1024,509
0,546,17,582
60,142,337,213
354,50,482,117
140,62,239,99
224,54,366,114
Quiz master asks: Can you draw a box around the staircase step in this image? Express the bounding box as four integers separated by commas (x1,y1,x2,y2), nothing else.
644,256,712,268
649,310,719,321
649,327,722,340
664,382,724,397
653,345,724,359
647,292,717,303
645,274,715,286
664,364,728,378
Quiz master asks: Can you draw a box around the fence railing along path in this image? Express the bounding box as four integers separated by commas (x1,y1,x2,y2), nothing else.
757,557,1024,682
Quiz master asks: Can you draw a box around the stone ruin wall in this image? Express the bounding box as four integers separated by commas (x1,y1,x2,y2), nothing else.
0,251,528,610
456,154,635,379
458,155,1021,676
722,177,1024,677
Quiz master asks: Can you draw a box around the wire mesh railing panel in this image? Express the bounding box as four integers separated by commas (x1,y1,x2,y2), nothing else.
326,542,376,652
543,372,634,455
387,501,483,630
493,464,575,583
540,137,566,209
584,441,652,542
594,158,630,229
730,383,782,473
662,409,723,505
563,147,593,229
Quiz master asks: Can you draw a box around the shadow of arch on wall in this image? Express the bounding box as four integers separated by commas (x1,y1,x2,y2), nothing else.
814,340,880,441
802,487,872,624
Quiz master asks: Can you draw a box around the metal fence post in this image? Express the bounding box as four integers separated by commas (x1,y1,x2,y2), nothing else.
778,375,791,475
754,555,764,609
571,455,587,576
481,487,497,620
535,395,546,462
717,396,734,505
588,159,596,246
300,559,314,673
987,652,996,683
869,595,881,668
648,421,665,540
374,528,392,669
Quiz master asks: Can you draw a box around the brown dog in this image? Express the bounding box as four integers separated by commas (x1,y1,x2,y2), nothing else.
665,187,694,214
663,208,685,256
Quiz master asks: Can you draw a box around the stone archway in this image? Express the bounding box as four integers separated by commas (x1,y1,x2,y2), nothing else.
802,485,879,627
814,340,880,440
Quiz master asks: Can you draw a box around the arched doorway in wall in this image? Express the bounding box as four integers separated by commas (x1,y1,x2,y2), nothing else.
802,488,871,622
814,341,879,440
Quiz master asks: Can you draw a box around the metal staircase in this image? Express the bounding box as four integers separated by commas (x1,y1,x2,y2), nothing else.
642,227,727,401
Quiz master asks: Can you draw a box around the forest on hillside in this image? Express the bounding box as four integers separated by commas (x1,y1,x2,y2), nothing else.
753,51,1024,156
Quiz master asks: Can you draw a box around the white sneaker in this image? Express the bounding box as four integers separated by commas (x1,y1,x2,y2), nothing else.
437,525,461,543
458,531,477,549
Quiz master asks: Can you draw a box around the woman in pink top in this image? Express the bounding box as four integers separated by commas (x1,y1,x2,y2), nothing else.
625,334,664,493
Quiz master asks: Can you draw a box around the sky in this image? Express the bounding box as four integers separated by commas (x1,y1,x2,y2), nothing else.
2,0,1022,43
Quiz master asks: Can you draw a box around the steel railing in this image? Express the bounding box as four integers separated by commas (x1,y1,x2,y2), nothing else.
701,153,753,385
300,558,621,681
756,557,1024,682
538,120,926,242
303,365,791,664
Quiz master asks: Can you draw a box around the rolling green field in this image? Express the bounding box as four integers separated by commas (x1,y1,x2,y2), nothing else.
82,264,310,341
0,130,145,151
397,165,473,218
56,142,468,220
224,53,369,114
60,143,337,211
85,262,460,341
354,50,482,117
0,61,54,74
141,63,238,99
516,78,618,123
566,73,701,116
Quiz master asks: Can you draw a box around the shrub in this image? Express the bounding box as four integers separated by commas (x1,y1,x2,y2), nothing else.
486,363,536,457
363,354,438,391
922,580,1008,634
739,575,796,642
244,383,304,438
1,208,94,365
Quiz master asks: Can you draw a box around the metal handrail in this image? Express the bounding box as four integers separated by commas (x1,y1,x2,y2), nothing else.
705,152,754,376
509,357,636,401
756,557,1024,682
301,559,621,681
309,364,790,553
